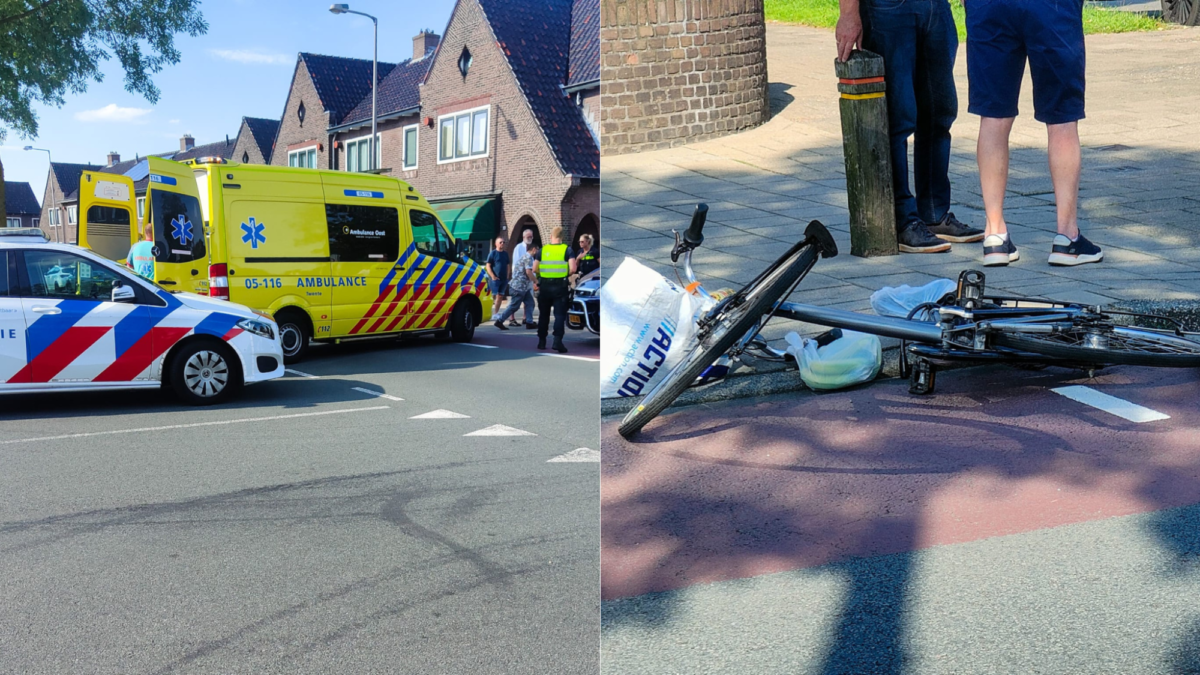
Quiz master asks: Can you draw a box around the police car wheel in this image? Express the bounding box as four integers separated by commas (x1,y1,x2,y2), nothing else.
170,341,241,406
276,311,311,364
449,301,478,342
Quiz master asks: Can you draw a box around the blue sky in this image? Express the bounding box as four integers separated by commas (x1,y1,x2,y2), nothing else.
2,0,457,201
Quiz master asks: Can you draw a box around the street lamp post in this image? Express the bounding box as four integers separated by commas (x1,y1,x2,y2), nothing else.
24,146,58,242
329,4,378,172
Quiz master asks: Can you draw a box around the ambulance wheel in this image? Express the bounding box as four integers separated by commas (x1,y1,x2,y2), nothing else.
448,299,480,342
275,309,311,363
169,339,242,406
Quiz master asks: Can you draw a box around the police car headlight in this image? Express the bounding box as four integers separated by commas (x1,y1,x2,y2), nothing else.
237,318,275,340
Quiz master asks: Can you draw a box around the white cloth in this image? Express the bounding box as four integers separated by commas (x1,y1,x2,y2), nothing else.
511,242,528,280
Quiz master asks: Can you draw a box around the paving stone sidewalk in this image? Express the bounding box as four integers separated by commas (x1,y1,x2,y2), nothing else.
601,23,1200,346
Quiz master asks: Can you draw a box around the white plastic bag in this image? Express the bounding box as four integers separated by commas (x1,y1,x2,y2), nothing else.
785,330,882,391
600,257,702,399
869,278,956,319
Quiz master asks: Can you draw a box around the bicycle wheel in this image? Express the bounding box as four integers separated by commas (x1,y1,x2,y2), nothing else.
617,245,818,438
992,325,1200,367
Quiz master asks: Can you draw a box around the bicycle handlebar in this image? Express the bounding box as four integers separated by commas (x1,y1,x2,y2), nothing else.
684,203,707,246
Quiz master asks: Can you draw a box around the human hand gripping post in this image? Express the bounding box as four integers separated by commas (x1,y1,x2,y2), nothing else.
835,0,862,62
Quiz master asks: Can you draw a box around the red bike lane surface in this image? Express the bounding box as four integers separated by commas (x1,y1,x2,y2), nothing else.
601,365,1200,600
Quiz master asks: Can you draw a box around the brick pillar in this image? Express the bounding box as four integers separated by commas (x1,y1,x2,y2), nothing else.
600,0,769,155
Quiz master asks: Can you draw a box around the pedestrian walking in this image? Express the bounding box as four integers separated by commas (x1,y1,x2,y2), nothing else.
967,0,1103,267
836,0,983,253
486,236,510,319
492,242,539,330
510,229,536,327
533,226,577,353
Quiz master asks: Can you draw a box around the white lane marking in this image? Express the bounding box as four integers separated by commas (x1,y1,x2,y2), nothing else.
1052,385,1170,423
459,343,499,349
410,409,471,419
0,406,391,446
351,387,404,402
548,448,600,463
537,353,599,362
464,424,536,437
285,369,319,379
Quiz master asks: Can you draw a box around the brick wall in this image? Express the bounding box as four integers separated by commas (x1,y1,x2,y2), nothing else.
270,61,331,168
415,0,598,249
232,121,268,165
600,0,769,154
37,177,73,243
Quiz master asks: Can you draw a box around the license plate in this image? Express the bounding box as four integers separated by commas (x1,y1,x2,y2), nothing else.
569,316,582,327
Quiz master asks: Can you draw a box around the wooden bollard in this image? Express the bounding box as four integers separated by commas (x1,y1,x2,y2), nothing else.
836,50,897,258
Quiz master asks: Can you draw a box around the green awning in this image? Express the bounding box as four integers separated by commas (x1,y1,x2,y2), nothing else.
432,198,497,242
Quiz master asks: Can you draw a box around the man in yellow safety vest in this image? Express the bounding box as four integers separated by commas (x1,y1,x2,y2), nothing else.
533,225,578,353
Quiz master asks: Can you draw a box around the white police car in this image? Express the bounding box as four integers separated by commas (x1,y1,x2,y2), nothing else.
0,229,284,404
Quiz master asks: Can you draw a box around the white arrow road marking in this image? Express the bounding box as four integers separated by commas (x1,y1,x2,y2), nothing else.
548,448,600,462
0,406,391,446
537,353,599,362
1052,385,1170,423
410,409,471,419
285,368,319,378
351,387,404,401
458,343,499,349
464,424,537,437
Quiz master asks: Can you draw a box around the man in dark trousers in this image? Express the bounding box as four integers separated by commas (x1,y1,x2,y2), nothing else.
836,0,983,252
533,225,577,353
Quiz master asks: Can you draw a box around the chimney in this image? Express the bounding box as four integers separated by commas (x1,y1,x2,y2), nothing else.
180,134,195,152
413,30,440,60
106,152,120,166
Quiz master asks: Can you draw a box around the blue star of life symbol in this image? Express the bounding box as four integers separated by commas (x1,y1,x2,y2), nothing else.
241,217,266,249
170,215,193,246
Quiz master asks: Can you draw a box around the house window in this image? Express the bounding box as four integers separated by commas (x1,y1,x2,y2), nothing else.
242,151,249,163
67,206,77,225
437,106,489,163
32,218,39,228
137,197,146,222
5,217,20,228
345,134,381,173
403,124,418,169
458,47,472,77
288,147,318,168
297,101,306,125
49,209,60,227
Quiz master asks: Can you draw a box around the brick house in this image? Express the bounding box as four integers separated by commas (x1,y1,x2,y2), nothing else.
266,0,599,260
37,134,236,242
4,181,41,228
231,117,280,165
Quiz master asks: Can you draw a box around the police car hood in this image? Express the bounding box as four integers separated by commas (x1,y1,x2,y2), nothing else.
173,292,260,319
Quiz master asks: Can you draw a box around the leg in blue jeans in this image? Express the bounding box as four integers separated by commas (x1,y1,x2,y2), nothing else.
913,0,958,224
861,0,958,229
497,288,533,323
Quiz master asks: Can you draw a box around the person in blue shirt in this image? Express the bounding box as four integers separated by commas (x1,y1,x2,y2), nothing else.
126,222,157,281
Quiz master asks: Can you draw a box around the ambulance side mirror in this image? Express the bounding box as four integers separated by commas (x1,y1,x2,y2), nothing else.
112,282,136,304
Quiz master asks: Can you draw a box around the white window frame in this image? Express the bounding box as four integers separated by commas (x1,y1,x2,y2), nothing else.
49,208,60,227
6,217,20,228
32,218,39,228
437,104,490,164
67,205,77,225
136,197,146,222
402,123,419,170
288,146,318,169
344,133,381,173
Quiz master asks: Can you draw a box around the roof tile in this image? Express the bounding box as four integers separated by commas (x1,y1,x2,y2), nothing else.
4,181,41,215
300,53,397,125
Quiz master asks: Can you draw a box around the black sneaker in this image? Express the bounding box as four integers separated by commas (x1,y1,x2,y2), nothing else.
897,222,952,253
1048,233,1103,266
493,320,508,330
927,212,985,243
983,234,1019,266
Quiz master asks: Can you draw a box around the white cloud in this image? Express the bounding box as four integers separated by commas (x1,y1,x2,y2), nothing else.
209,49,292,66
74,104,153,123
169,119,181,124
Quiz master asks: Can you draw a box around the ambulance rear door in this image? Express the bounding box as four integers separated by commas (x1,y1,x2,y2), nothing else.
77,171,136,262
320,175,410,337
145,157,208,294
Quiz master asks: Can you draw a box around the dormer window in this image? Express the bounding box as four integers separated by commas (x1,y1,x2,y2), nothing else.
297,101,306,125
458,47,472,77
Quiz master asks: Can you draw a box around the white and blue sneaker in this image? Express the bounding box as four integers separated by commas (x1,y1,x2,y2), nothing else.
983,233,1019,266
1048,233,1103,266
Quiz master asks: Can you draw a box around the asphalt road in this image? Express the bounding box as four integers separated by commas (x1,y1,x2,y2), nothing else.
601,363,1200,675
0,326,600,675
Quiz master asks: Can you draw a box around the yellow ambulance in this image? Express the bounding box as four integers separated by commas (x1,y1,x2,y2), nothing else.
83,156,492,363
